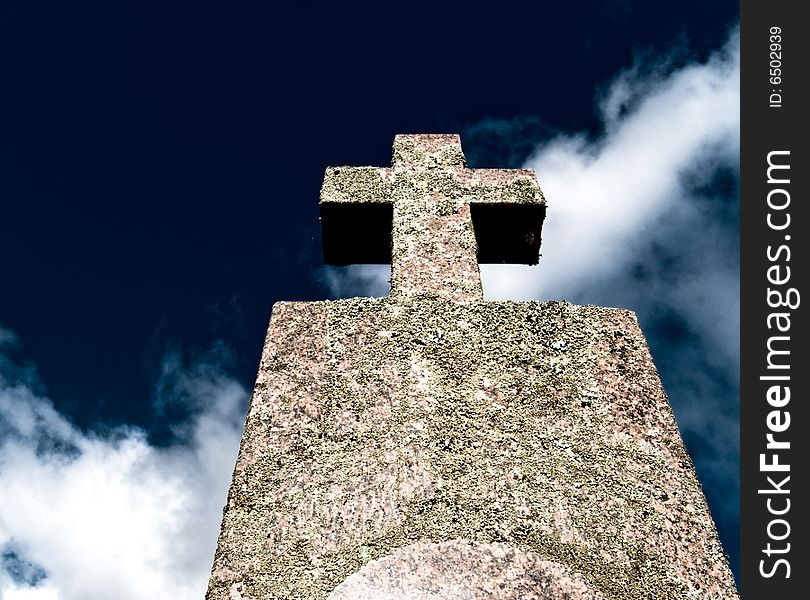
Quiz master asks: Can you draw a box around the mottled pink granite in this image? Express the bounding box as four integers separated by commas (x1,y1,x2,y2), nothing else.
327,540,605,599
207,299,738,599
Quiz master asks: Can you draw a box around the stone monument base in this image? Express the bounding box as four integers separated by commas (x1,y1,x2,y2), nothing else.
207,298,735,599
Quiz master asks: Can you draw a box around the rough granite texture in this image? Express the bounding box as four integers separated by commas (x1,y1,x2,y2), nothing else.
328,540,607,599
206,135,737,599
207,298,737,599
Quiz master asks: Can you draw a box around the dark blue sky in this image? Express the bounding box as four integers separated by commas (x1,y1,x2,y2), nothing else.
1,0,739,584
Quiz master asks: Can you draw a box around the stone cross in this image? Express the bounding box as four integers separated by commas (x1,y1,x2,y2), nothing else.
320,134,545,300
206,134,739,599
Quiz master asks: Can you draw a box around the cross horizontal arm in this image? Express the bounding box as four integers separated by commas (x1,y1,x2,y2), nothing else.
320,167,394,265
320,167,392,206
455,169,544,205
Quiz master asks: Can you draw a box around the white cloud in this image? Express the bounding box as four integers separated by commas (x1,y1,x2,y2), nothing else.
320,264,390,300
483,32,738,299
0,334,248,600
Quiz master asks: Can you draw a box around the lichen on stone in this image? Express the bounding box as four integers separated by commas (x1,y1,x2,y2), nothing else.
206,298,737,600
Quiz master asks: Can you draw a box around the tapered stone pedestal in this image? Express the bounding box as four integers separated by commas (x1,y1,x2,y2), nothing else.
207,135,737,599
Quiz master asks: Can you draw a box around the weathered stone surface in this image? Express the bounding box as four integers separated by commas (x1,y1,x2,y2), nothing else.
327,540,606,599
207,298,737,599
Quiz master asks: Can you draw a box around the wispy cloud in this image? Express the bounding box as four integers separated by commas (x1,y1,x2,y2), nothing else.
0,328,248,599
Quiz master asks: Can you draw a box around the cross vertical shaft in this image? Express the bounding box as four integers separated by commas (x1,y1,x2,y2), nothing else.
389,135,482,301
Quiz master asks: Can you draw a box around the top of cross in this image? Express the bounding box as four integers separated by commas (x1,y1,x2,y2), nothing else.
319,134,546,301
